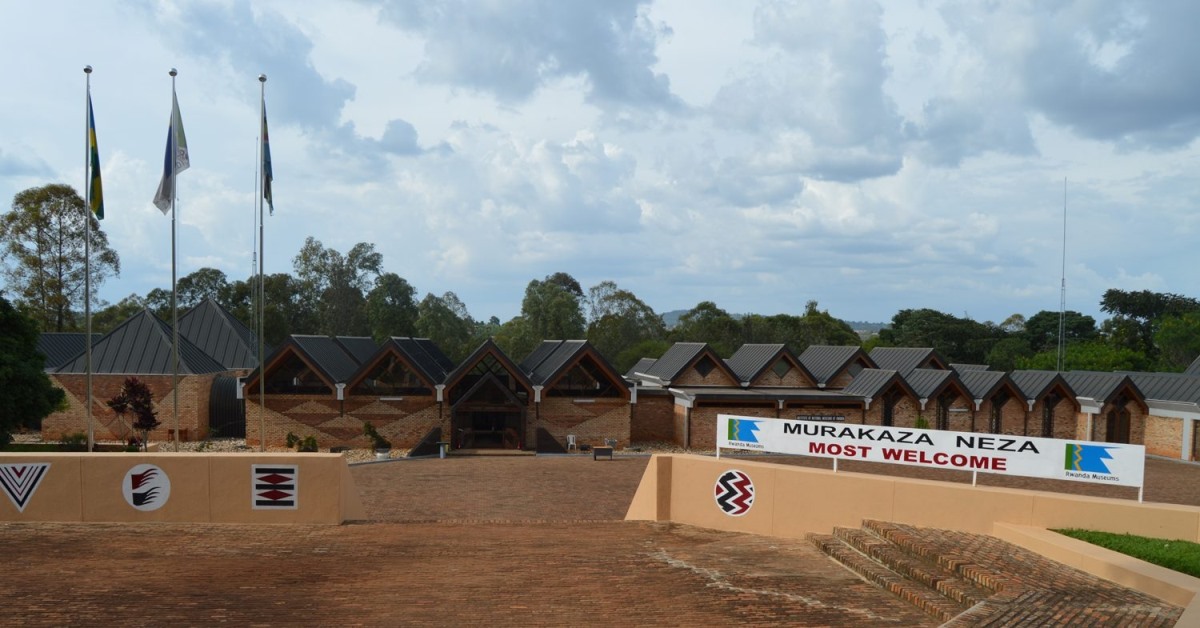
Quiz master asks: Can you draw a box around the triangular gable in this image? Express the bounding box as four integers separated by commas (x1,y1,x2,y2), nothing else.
346,339,439,396
667,345,740,387
841,369,918,403
1010,370,1071,401
958,370,1027,408
734,345,816,388
798,345,875,387
243,337,341,396
904,368,970,404
1063,372,1147,409
444,339,533,405
869,347,949,376
537,342,630,400
56,309,225,375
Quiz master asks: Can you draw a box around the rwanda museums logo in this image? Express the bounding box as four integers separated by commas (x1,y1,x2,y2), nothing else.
727,418,762,445
714,469,755,517
1064,443,1120,482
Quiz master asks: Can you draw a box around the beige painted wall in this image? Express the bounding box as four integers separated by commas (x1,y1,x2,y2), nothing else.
0,453,365,524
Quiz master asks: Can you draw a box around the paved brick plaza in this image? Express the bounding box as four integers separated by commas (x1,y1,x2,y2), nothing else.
2,454,1198,626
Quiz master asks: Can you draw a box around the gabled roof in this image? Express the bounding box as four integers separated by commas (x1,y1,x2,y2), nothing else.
840,368,916,400
724,343,813,386
625,357,657,380
443,338,533,395
334,336,379,365
797,345,875,386
957,369,1021,403
345,337,454,390
56,309,225,375
951,363,990,372
1009,370,1073,401
1186,355,1200,377
636,342,737,385
869,347,948,376
1063,371,1144,406
904,368,966,400
519,340,629,395
1122,372,1200,404
177,298,261,370
37,333,99,371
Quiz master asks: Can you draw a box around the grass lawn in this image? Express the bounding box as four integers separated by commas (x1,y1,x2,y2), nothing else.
1055,529,1200,578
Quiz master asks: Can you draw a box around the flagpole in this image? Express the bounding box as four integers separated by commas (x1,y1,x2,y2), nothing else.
170,68,180,452
83,65,95,453
258,73,267,452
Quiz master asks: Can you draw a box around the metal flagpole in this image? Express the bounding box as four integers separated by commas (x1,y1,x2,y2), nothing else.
258,74,267,451
170,68,180,452
83,65,94,453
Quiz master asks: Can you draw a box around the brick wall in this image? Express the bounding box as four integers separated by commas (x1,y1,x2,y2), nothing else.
245,394,442,449
1143,414,1184,459
43,374,214,442
673,367,738,387
538,397,630,449
862,397,920,427
631,392,676,443
689,404,775,450
752,366,814,388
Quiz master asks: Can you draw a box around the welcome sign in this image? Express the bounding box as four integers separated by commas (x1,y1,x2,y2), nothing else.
717,414,1145,489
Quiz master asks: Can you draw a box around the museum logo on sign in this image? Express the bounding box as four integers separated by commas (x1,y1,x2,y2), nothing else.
123,464,171,511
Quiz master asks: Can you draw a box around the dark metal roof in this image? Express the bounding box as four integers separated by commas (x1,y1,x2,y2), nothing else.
177,298,261,370
393,337,454,383
958,369,1011,400
797,345,873,385
291,335,362,384
725,344,797,384
36,333,99,371
56,309,226,375
869,347,946,376
1009,371,1070,400
1063,371,1140,403
951,363,990,371
522,340,588,385
841,368,910,399
626,357,657,380
334,336,379,365
643,342,707,382
904,368,956,399
1186,355,1200,377
1122,372,1200,404
670,386,860,404
442,338,533,394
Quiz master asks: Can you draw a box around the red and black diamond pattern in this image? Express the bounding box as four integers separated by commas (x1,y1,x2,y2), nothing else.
714,469,755,516
252,465,297,510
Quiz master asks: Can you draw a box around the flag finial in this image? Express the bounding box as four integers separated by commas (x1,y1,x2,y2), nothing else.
84,65,92,74
259,74,267,83
169,68,178,77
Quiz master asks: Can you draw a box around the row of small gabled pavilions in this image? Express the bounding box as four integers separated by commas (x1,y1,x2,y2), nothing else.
36,297,1200,458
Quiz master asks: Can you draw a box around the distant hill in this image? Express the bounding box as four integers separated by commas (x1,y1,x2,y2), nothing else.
660,309,886,336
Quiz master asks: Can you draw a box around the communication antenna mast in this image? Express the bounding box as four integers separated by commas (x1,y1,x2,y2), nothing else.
1057,178,1067,372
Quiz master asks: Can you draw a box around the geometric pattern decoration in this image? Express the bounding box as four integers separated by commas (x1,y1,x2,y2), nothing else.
252,464,298,510
122,463,171,512
283,400,341,415
0,463,51,513
714,469,755,517
349,400,407,416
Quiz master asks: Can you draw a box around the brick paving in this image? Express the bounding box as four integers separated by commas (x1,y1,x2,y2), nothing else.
1,452,1197,626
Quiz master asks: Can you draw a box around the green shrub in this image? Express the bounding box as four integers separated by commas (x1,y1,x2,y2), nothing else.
285,432,318,453
362,422,391,450
58,432,87,452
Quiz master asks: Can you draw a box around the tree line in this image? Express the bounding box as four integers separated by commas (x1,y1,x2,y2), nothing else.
3,184,1199,374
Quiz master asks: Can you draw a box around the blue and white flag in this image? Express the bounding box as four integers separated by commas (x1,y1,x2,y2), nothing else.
152,90,189,214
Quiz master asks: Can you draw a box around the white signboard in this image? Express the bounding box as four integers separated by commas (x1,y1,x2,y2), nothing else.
717,414,1145,489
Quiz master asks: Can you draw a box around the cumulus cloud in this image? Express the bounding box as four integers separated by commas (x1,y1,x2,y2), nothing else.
0,147,51,179
365,0,682,110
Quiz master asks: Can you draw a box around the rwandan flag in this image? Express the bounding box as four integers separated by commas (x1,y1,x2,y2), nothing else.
261,97,273,215
152,90,189,214
87,93,104,219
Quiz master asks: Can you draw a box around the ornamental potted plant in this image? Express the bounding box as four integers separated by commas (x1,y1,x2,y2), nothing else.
363,422,392,460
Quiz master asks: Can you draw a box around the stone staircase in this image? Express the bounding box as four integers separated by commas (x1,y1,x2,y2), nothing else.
808,520,1182,626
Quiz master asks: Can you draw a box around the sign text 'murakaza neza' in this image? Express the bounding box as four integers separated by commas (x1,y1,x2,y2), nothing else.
717,414,1145,488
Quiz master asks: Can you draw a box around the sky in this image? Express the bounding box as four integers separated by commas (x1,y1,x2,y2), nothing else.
2,0,1198,327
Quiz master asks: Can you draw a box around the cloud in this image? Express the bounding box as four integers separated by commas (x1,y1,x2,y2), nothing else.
366,0,682,110
0,147,51,179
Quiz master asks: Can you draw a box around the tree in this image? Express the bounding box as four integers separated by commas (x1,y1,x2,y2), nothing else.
0,184,120,331
1100,289,1200,359
986,337,1033,372
92,294,146,334
106,377,158,451
1018,341,1151,373
670,301,742,356
416,292,476,361
366,273,418,342
615,338,672,375
1155,312,1200,372
0,295,66,442
1022,310,1098,353
586,281,665,362
878,308,1002,364
224,273,312,344
292,237,382,336
176,267,229,309
520,273,586,342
